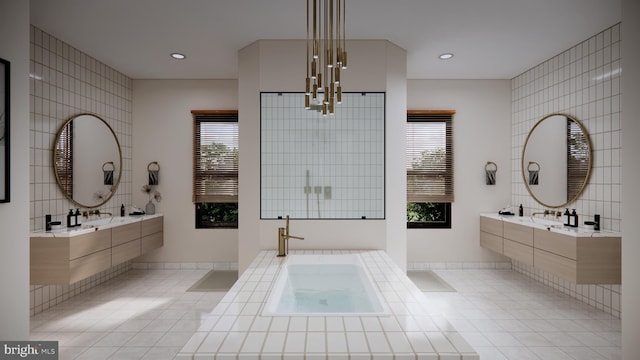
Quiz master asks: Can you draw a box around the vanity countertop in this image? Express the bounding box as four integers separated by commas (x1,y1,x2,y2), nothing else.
32,213,163,238
480,213,621,237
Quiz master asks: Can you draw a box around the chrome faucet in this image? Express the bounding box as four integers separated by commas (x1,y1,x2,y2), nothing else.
277,215,304,257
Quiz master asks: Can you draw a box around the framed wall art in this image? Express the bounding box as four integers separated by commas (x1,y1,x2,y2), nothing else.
0,58,10,203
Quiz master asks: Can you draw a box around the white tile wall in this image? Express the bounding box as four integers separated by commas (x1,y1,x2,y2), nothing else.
512,260,621,318
260,92,385,219
511,23,621,317
29,26,133,316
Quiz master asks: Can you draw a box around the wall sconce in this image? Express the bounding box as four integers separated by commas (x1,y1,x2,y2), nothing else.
103,161,115,185
148,161,160,185
485,161,497,185
528,161,540,185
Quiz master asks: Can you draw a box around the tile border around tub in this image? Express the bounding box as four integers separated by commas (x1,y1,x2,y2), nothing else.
177,250,480,359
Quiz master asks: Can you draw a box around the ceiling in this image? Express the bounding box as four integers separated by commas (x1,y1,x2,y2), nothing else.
29,0,621,80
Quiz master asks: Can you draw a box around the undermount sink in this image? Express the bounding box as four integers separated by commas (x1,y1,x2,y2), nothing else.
512,216,563,227
506,215,607,236
83,216,129,227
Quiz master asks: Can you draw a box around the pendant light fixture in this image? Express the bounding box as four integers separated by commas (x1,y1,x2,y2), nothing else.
305,0,347,116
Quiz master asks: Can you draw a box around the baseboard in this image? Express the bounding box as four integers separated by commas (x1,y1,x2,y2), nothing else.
132,261,239,271
408,261,512,270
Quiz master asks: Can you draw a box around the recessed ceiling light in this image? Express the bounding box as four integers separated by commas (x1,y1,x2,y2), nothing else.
438,53,454,60
170,53,186,60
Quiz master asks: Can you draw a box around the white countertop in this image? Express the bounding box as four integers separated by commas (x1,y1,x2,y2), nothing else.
31,213,163,238
480,213,621,237
177,250,479,360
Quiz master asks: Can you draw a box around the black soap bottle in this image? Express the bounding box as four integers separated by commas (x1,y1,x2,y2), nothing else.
518,204,523,217
570,209,578,227
74,208,81,227
564,208,571,226
67,209,75,228
121,204,125,217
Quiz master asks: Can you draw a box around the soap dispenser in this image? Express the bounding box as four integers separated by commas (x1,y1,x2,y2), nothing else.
570,209,578,227
518,204,523,217
67,209,75,228
121,204,125,217
74,208,82,227
564,208,570,226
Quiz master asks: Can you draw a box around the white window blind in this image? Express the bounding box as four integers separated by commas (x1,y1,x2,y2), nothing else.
192,110,238,203
406,111,454,203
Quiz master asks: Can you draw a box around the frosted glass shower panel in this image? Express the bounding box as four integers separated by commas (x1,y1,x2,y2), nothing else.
260,92,385,219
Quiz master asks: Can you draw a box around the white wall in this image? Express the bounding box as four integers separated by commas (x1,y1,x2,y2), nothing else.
132,80,239,263
29,26,133,230
238,40,407,272
621,0,640,357
0,0,30,339
406,80,512,263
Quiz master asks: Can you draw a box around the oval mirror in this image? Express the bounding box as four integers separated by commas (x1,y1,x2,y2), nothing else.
521,113,592,208
53,113,122,208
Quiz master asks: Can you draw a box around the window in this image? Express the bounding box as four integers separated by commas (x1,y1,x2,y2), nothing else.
406,110,454,228
192,110,238,228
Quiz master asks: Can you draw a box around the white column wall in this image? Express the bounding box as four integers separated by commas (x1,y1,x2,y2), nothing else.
385,43,408,271
0,0,30,339
621,0,640,358
238,42,262,272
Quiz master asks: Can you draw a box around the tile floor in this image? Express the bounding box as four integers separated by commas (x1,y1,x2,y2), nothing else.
29,267,621,359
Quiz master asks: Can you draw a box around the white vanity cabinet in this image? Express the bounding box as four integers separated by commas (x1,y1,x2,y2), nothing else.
30,215,163,285
480,214,621,284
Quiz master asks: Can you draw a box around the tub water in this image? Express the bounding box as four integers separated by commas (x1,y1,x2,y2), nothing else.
262,254,387,316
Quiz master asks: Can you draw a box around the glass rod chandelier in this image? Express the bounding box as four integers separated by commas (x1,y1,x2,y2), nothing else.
305,0,347,115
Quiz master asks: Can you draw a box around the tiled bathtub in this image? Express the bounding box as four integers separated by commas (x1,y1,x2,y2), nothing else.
176,250,478,359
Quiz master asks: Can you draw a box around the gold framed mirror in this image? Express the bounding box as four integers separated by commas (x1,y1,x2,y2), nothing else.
53,113,122,208
521,113,592,208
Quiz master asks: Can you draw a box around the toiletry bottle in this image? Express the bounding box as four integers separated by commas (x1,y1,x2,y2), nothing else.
570,209,578,227
74,208,82,227
518,204,523,217
564,208,570,226
67,209,75,228
594,214,600,231
121,204,125,217
46,214,52,231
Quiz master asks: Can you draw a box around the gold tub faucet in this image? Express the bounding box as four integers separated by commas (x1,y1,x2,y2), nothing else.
277,215,304,257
